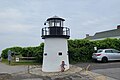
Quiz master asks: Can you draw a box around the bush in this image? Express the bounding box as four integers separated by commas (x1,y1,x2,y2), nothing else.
68,39,95,62
68,38,120,63
1,47,23,59
1,49,9,59
1,38,120,63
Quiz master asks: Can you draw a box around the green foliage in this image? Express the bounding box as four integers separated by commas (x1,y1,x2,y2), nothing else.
1,43,44,63
68,39,95,62
34,43,44,63
1,47,23,59
1,38,120,64
68,38,120,63
95,38,120,50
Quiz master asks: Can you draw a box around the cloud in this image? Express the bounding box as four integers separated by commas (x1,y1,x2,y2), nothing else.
0,0,120,53
0,8,23,19
0,24,33,33
81,17,107,26
0,7,40,36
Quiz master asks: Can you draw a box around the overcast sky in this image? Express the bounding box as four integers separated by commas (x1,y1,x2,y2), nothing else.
0,0,120,53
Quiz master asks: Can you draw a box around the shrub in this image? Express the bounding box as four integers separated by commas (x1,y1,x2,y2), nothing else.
1,38,120,63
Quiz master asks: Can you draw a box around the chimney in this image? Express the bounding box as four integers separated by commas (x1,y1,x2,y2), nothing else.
117,25,120,29
86,34,90,38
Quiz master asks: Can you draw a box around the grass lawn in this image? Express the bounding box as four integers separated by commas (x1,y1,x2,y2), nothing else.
2,59,41,66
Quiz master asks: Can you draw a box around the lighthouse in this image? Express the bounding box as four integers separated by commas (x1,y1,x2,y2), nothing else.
41,16,70,72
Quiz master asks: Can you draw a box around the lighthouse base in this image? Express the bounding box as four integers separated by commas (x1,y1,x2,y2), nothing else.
42,38,69,72
42,65,69,72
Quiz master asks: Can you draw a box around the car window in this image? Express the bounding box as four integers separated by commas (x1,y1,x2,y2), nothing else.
105,50,113,53
97,49,103,53
112,49,120,53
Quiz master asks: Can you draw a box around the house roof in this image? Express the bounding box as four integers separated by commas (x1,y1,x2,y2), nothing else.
86,28,120,40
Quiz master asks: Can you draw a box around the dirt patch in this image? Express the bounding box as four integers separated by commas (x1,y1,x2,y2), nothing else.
0,73,12,80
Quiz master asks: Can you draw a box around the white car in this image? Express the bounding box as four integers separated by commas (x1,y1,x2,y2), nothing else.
92,49,120,62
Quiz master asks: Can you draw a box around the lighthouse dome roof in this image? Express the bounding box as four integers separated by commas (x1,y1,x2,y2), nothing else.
47,16,65,21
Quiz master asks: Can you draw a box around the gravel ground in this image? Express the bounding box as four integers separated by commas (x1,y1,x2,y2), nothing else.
0,65,93,80
10,72,92,80
0,73,12,80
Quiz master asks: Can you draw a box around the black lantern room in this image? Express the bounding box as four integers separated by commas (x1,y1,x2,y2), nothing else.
41,16,70,39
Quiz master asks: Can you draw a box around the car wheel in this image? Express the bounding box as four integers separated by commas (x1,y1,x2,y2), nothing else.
102,57,108,63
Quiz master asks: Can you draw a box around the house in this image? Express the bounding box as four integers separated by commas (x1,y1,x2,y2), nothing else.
85,25,120,40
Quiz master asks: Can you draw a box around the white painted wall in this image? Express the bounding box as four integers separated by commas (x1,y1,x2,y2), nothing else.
42,38,69,72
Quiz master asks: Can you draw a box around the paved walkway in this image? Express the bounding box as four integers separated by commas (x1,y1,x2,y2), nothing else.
0,62,27,74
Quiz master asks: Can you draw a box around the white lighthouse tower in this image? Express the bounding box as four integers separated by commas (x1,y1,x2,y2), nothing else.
41,16,70,72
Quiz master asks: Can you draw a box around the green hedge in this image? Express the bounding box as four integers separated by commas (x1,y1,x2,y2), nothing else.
68,39,95,62
68,38,120,63
1,38,120,63
1,47,23,59
1,43,44,63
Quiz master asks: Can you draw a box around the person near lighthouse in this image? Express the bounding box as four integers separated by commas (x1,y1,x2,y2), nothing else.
60,61,67,72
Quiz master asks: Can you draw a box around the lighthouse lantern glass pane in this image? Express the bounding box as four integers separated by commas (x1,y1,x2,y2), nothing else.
56,22,60,27
49,20,55,27
61,21,63,27
56,20,60,27
52,22,54,26
48,19,63,27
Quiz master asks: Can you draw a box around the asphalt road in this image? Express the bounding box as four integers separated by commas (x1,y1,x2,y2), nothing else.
75,61,120,80
75,61,120,70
